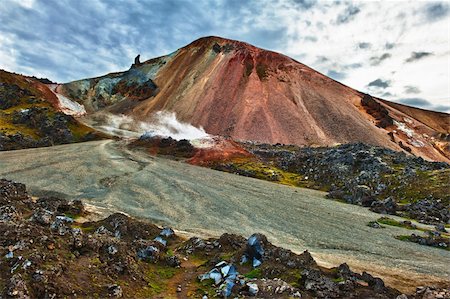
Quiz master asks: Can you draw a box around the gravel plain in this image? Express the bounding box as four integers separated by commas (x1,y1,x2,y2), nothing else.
0,140,449,292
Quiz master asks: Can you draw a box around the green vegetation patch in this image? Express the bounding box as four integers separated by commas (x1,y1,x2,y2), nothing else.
244,268,262,279
137,263,179,297
380,168,450,206
214,157,312,188
377,217,417,230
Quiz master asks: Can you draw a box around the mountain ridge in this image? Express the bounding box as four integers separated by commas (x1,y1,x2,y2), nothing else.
33,36,450,162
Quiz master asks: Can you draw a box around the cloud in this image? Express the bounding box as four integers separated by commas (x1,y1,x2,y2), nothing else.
315,56,329,63
344,63,362,69
368,79,391,89
398,97,431,107
369,53,391,66
424,2,449,21
0,0,293,82
405,52,433,63
336,5,361,24
433,104,450,113
385,43,395,50
327,70,347,80
304,36,318,42
291,0,316,10
358,42,371,49
404,85,421,94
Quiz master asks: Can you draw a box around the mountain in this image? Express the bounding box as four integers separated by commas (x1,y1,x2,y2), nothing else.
58,36,449,162
0,70,102,150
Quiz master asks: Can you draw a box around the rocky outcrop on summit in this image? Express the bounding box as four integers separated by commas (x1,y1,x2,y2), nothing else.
59,36,450,162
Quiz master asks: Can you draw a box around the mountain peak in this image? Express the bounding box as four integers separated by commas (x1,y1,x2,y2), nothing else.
60,37,450,163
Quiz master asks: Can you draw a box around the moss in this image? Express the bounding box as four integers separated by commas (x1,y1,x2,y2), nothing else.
91,257,102,266
68,122,95,140
377,217,410,229
332,277,345,283
220,157,307,188
72,224,96,233
64,213,80,220
280,269,302,288
166,249,174,257
137,263,179,297
377,217,422,231
156,267,177,279
380,169,450,206
192,279,216,298
244,268,262,279
187,253,209,267
219,252,236,261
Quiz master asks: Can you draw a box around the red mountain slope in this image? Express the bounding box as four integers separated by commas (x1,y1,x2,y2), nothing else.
60,36,450,162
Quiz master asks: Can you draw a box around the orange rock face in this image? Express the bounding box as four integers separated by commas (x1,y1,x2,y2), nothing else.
60,36,450,162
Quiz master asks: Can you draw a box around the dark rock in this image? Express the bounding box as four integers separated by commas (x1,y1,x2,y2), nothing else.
361,94,394,128
135,240,161,262
160,227,175,238
370,197,397,215
0,83,32,110
362,271,386,292
32,208,54,225
435,224,447,233
166,255,181,267
212,43,222,53
32,270,46,283
301,269,339,298
134,54,141,65
50,215,73,235
107,284,123,297
244,234,265,267
0,179,28,201
398,141,412,153
367,221,383,229
0,205,20,221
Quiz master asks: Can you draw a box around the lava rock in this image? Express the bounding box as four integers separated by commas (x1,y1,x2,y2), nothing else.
107,284,123,297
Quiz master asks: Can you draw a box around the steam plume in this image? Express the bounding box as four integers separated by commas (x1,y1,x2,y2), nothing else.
88,111,210,140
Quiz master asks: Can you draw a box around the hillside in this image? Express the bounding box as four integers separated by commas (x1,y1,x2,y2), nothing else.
59,36,449,162
0,70,102,150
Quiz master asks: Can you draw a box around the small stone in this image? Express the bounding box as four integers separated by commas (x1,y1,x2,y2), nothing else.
396,294,408,299
367,221,382,229
108,245,118,255
247,282,259,296
176,285,182,292
107,284,123,298
435,224,447,233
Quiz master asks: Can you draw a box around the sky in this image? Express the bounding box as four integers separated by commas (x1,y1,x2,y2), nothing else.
0,0,449,113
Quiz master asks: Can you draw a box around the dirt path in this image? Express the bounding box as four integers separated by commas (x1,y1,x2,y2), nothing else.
0,140,449,292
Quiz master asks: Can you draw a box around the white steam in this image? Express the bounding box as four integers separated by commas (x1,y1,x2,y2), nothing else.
89,111,210,140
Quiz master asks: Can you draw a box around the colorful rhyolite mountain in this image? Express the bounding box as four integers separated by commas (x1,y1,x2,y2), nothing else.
55,36,448,162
